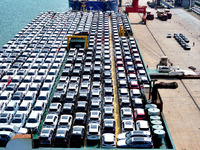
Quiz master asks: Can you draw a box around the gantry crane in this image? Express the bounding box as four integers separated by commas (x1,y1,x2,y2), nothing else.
125,0,147,24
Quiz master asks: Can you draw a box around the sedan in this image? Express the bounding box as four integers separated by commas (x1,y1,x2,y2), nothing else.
102,133,116,148
117,137,153,148
117,130,151,141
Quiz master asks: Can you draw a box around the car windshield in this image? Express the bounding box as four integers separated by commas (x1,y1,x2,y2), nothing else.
18,107,27,111
0,135,10,139
57,130,65,134
38,96,46,100
12,119,22,123
76,114,84,117
5,107,14,111
23,80,31,83
33,106,42,111
0,96,7,100
18,88,26,91
74,127,81,132
24,96,32,100
12,96,20,100
28,118,37,123
41,129,49,134
42,87,49,91
30,87,37,91
0,119,7,123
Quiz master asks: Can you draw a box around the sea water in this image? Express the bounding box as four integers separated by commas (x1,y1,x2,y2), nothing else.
0,0,69,48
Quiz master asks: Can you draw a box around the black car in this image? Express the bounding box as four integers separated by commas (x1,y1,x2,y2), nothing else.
54,128,69,147
61,103,75,115
52,91,65,103
74,112,87,125
102,119,115,133
78,89,90,101
76,101,88,112
70,126,85,146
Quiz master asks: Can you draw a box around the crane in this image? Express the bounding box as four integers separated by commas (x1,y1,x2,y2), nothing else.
125,0,147,24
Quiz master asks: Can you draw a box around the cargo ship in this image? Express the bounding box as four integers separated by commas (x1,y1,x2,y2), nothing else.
69,0,118,12
0,1,175,150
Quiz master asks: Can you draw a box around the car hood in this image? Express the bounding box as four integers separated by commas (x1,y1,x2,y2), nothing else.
18,128,28,134
117,133,126,140
25,123,38,128
117,139,126,147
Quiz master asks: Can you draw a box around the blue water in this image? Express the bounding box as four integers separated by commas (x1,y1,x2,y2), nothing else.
0,0,69,48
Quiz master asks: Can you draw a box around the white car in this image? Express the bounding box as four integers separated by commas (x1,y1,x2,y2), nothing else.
58,114,73,130
16,102,32,116
122,120,135,132
23,92,36,106
117,130,151,141
17,83,30,95
43,114,58,130
10,113,27,128
40,83,52,94
102,133,116,148
37,92,49,104
25,112,41,133
3,101,19,116
136,120,150,132
32,101,46,115
0,91,12,104
0,124,27,134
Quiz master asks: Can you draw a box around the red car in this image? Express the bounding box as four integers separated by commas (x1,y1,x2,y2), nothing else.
129,80,139,89
134,108,146,121
116,61,124,67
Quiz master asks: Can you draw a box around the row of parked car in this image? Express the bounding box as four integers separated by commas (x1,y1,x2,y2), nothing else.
174,33,191,50
0,11,80,146
111,13,153,148
38,12,117,148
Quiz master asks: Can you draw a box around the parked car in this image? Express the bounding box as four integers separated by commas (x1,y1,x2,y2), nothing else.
88,110,101,123
70,125,85,145
62,103,75,115
102,133,116,148
103,107,114,119
117,130,151,141
121,107,133,120
48,103,62,115
16,102,32,116
23,92,36,106
132,98,143,108
32,101,46,115
43,114,59,130
10,113,26,128
122,120,135,132
0,113,13,124
58,115,73,130
0,131,15,147
25,112,41,133
54,128,69,147
39,128,54,146
73,112,87,125
135,120,150,132
134,108,146,121
3,101,19,116
87,123,100,142
102,119,115,133
117,137,153,148
76,101,88,112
